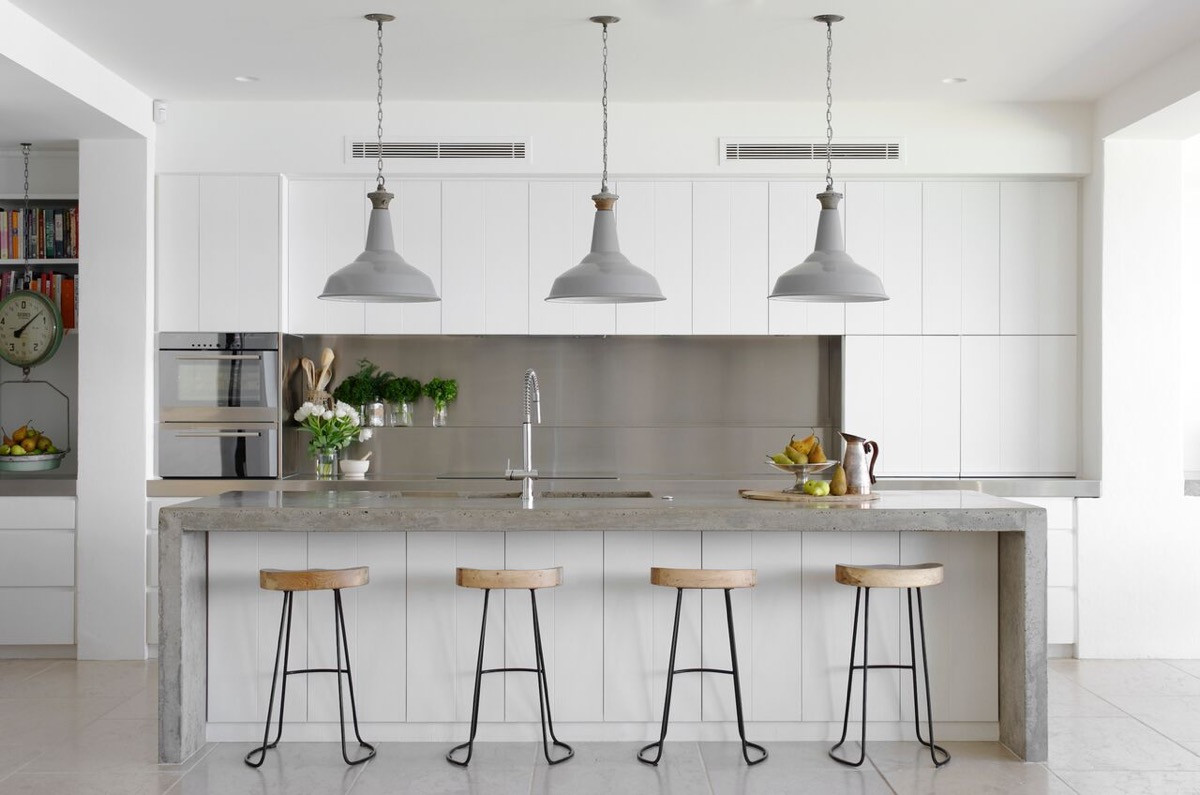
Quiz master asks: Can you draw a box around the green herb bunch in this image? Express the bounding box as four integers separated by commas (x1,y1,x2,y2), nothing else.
422,377,459,409
333,359,386,406
380,376,422,404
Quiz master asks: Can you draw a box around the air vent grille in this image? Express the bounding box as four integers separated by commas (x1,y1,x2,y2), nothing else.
350,140,527,160
721,138,902,163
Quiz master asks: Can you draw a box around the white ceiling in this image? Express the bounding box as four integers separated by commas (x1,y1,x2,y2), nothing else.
8,0,1200,104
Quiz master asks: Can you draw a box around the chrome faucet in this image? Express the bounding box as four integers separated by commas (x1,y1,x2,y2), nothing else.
506,369,541,507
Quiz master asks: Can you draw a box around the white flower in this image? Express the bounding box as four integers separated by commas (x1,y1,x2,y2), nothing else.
348,408,361,425
358,429,373,442
322,410,334,420
294,404,311,422
334,406,347,418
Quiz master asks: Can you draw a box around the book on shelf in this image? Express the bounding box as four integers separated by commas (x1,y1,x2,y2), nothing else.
0,267,77,330
0,204,78,260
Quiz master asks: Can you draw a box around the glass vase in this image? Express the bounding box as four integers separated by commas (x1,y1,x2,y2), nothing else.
361,401,387,427
433,403,448,427
389,401,413,427
314,449,338,479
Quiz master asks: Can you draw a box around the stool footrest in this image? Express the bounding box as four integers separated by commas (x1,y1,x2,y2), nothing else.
479,666,542,675
673,666,734,676
284,667,351,676
852,664,916,671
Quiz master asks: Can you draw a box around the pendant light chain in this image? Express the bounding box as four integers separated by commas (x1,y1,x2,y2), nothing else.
824,18,834,192
375,18,386,190
600,20,610,194
21,143,31,279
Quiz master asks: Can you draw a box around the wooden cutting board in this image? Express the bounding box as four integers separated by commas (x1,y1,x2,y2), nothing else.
739,489,881,504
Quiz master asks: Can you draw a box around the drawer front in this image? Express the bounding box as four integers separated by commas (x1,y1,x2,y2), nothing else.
0,587,74,644
0,530,75,586
0,498,75,530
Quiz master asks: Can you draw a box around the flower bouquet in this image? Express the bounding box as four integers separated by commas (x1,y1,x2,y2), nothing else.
294,401,373,477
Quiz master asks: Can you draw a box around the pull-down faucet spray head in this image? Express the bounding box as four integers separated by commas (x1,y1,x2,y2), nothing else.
524,369,541,424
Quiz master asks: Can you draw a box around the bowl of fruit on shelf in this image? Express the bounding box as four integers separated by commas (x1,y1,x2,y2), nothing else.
0,423,67,472
766,433,845,495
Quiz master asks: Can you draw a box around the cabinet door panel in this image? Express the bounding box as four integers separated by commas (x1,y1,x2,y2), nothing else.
1000,182,1078,334
615,182,693,334
922,183,963,334
156,175,200,332
365,181,442,333
1037,336,1077,474
842,335,885,459
694,182,769,335
485,181,531,334
236,176,281,332
998,336,1039,474
287,180,366,334
0,588,73,644
961,336,1002,475
504,531,604,722
0,530,74,586
960,183,1000,334
845,182,922,335
700,532,755,721
749,532,804,721
440,181,486,334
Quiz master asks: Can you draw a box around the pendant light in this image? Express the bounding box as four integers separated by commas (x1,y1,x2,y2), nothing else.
320,13,439,303
546,16,665,304
769,15,888,303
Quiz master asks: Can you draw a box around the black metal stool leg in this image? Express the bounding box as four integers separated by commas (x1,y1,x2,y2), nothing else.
245,591,293,768
447,588,491,767
333,589,376,765
908,588,950,767
530,588,573,765
830,586,870,767
724,588,767,765
637,588,684,766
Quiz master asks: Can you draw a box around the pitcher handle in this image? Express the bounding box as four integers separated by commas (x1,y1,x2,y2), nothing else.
865,441,880,484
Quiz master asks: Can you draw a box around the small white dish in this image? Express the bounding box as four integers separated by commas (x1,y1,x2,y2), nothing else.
339,459,370,478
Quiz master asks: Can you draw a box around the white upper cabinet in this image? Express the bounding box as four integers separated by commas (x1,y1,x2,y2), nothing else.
614,182,693,334
767,182,844,335
844,181,922,335
693,181,768,335
157,175,281,333
286,179,368,334
441,181,529,335
1000,181,1078,334
843,335,961,477
921,182,1000,334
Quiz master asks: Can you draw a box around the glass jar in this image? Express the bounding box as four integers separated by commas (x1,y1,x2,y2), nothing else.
314,449,338,479
433,403,448,427
389,401,413,427
361,401,386,427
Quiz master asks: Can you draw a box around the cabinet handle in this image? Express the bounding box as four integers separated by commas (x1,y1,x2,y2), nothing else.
175,354,263,361
174,431,263,438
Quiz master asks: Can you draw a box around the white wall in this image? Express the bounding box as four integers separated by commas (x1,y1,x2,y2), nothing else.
1182,136,1200,472
76,138,153,659
155,100,1092,178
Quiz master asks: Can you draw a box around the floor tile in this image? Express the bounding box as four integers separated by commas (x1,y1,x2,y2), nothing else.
867,741,1073,795
1050,671,1125,718
1048,717,1200,772
0,661,59,692
0,661,155,702
1056,770,1200,794
101,683,158,720
1051,660,1200,699
20,718,161,774
171,742,364,795
350,742,535,795
0,770,180,795
701,741,891,795
1103,695,1200,742
0,697,130,748
532,741,710,795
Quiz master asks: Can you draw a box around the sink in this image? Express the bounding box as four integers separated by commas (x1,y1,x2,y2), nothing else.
465,490,654,499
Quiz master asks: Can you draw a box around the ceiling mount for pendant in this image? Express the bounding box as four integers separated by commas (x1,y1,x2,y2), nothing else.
320,12,439,303
546,14,665,305
768,13,888,304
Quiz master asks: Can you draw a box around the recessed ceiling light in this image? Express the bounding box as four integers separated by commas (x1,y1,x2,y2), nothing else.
234,75,259,83
941,77,967,84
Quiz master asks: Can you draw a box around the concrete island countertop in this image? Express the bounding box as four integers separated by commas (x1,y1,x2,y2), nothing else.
161,488,1042,534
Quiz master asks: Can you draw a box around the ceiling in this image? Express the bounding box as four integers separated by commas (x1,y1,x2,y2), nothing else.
8,0,1200,105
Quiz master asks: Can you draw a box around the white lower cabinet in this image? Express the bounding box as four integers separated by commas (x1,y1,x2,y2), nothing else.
206,529,1000,738
0,497,76,646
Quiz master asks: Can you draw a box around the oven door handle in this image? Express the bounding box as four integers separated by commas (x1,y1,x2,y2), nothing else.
174,353,263,361
172,430,263,438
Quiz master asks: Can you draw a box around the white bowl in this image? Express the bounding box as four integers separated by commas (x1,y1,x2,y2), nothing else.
339,459,370,478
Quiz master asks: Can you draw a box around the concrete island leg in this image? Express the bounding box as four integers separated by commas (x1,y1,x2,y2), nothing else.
997,516,1048,762
158,517,208,764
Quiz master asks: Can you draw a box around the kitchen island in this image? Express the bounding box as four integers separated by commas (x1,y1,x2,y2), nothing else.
158,489,1046,763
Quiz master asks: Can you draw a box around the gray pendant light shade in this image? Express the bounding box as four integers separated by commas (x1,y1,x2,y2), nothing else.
769,191,888,303
320,189,439,302
546,192,665,304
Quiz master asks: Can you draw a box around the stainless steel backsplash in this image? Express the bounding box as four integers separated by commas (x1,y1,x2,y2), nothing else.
288,336,842,478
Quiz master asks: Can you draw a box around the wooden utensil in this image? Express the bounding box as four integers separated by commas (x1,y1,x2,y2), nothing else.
738,489,880,504
300,358,315,389
316,348,334,392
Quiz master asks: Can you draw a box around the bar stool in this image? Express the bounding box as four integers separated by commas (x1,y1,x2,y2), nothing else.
829,562,951,768
244,566,376,768
638,567,767,767
447,567,574,767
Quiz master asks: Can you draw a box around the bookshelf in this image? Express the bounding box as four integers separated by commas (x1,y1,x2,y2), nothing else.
0,196,79,331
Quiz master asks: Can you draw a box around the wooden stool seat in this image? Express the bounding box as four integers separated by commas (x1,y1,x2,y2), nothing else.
650,567,757,590
259,567,370,592
456,567,562,590
835,563,944,589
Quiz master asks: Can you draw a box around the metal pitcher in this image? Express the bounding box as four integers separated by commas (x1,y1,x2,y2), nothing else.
839,432,880,495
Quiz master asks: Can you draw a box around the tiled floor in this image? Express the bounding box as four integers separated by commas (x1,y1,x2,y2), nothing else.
1,659,1199,793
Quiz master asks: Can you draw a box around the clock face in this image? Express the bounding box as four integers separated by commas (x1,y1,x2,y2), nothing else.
0,291,64,368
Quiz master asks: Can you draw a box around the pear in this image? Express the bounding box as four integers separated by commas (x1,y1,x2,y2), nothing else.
829,464,848,496
770,452,793,466
791,433,818,456
809,440,827,464
785,446,808,465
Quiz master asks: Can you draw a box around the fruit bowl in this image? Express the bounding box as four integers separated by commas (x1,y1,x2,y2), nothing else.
0,449,68,472
765,458,838,492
